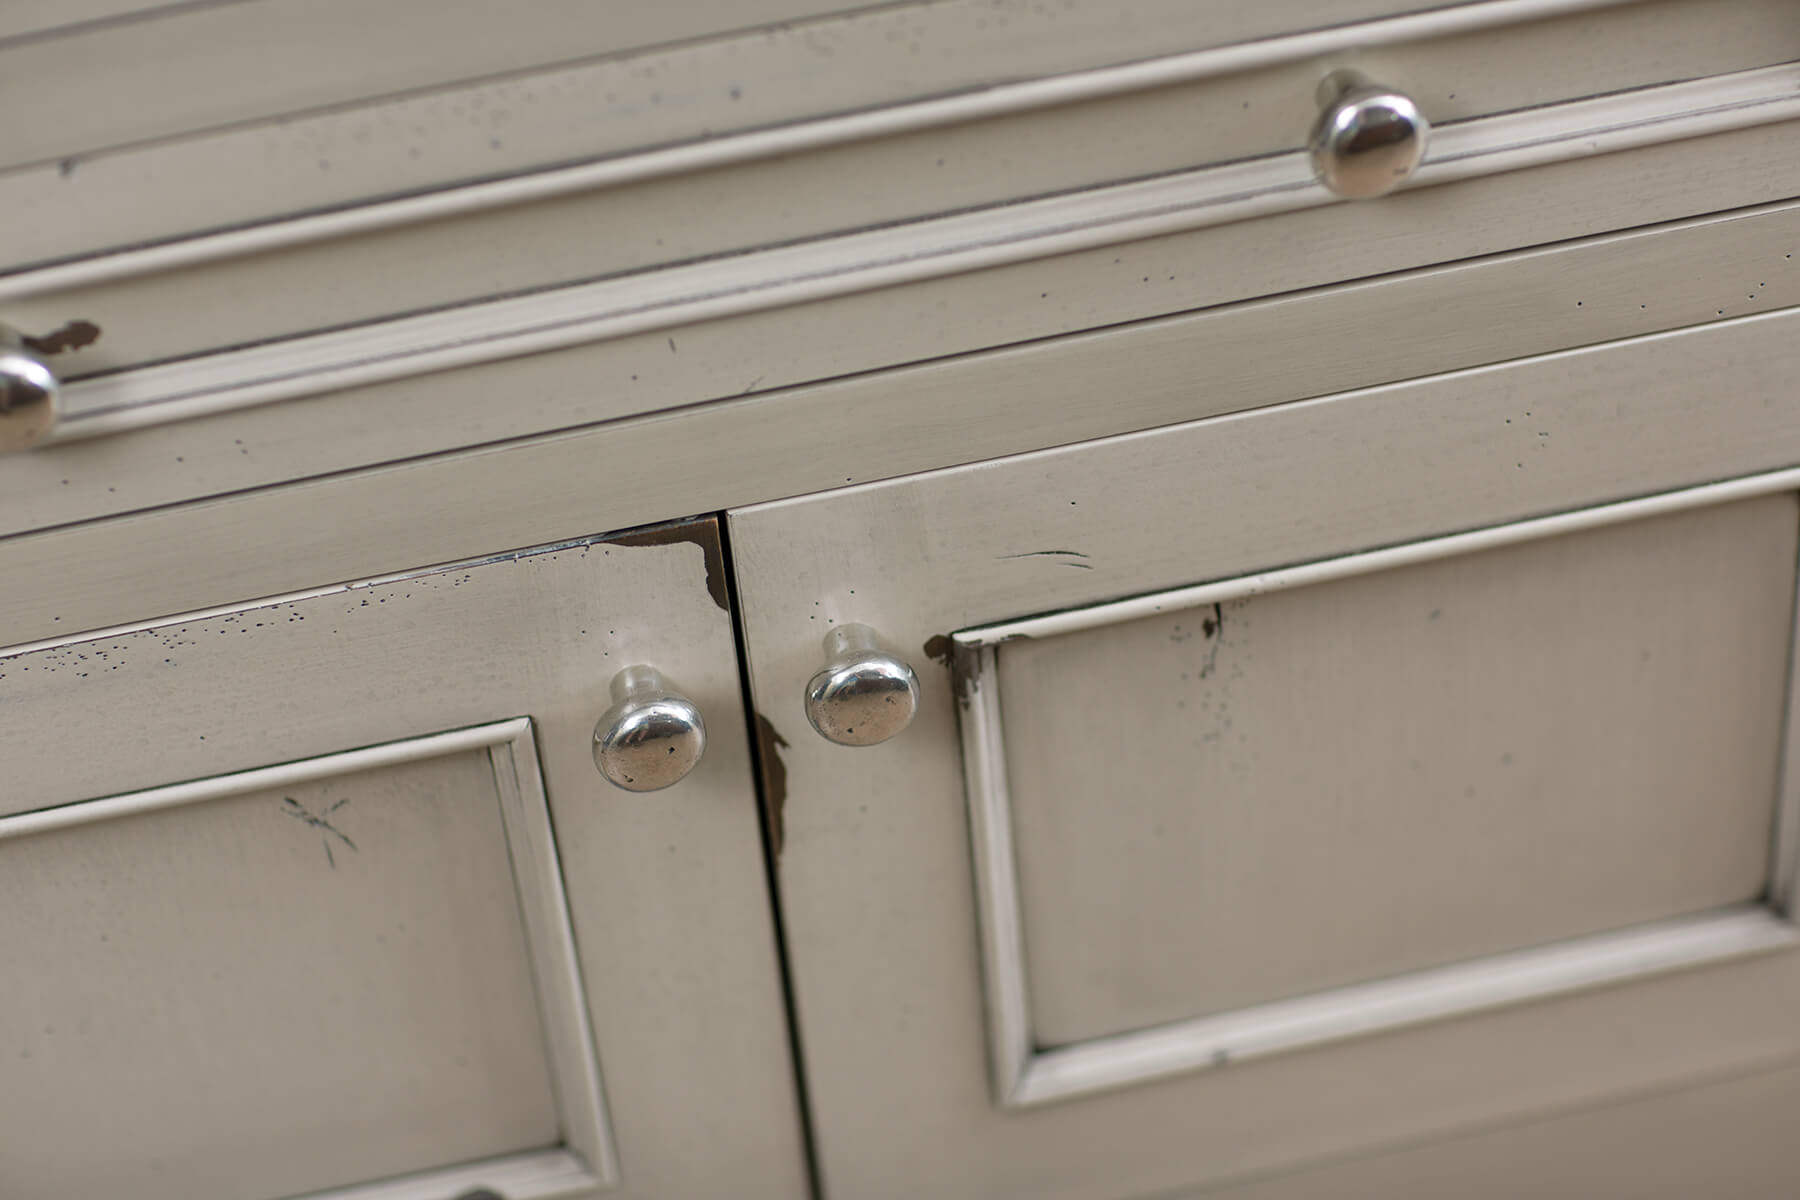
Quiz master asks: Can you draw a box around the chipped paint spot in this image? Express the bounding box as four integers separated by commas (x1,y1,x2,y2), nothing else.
609,519,728,612
754,713,790,857
22,320,101,356
922,633,954,669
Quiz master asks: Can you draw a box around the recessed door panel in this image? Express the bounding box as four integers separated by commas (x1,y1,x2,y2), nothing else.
2,726,581,1200
998,496,1794,1047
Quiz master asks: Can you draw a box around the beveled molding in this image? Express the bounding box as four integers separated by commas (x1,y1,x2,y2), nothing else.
953,467,1800,1109
41,58,1800,444
0,719,621,1199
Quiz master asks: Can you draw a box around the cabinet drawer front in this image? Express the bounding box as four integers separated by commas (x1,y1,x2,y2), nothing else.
729,315,1800,1197
4,0,1795,452
0,519,807,1200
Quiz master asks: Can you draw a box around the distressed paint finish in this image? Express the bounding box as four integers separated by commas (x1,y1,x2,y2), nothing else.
7,12,1798,383
727,356,1800,1195
2,0,1688,270
0,519,809,1199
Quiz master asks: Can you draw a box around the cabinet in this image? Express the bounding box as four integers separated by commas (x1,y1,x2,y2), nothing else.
5,0,1800,1196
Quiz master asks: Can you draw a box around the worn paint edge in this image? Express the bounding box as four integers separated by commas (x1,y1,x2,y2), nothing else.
608,517,729,612
0,525,631,661
47,61,1800,444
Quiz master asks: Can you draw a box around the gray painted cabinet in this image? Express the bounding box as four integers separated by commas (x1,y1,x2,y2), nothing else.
5,0,1800,1196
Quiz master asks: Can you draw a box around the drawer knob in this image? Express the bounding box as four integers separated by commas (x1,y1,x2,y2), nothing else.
1309,70,1430,200
0,326,59,453
592,665,707,791
805,624,920,746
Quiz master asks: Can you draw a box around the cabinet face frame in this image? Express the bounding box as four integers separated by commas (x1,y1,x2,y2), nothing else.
953,467,1800,1109
0,718,617,1199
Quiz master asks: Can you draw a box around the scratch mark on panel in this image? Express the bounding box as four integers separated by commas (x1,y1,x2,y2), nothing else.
998,549,1092,569
281,797,357,869
1199,601,1225,679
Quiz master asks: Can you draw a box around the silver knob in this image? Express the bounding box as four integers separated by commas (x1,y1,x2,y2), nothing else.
1309,70,1430,200
0,326,59,453
805,624,920,747
592,665,706,792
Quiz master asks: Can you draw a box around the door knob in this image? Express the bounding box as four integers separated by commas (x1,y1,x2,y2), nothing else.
1309,70,1430,199
0,325,60,453
592,665,706,791
805,624,920,746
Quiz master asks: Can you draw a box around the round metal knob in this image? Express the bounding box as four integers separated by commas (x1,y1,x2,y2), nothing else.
805,624,920,747
1309,71,1429,200
0,327,59,453
592,665,706,792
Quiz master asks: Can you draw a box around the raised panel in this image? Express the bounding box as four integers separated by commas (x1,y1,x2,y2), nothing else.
0,721,606,1200
0,518,809,1200
995,496,1795,1048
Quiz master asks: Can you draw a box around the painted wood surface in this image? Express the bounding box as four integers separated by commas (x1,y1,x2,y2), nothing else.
8,282,1800,657
4,2,1794,386
998,496,1794,1045
0,520,809,1199
4,185,1800,571
1173,1055,1800,1198
20,61,1797,432
726,334,1800,1195
0,0,1640,269
953,480,1800,1108
1,738,569,1199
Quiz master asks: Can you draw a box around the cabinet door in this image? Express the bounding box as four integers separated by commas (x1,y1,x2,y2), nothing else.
728,321,1800,1197
0,518,807,1200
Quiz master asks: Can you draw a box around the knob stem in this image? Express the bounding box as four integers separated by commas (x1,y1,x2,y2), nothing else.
610,663,669,703
821,623,881,660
